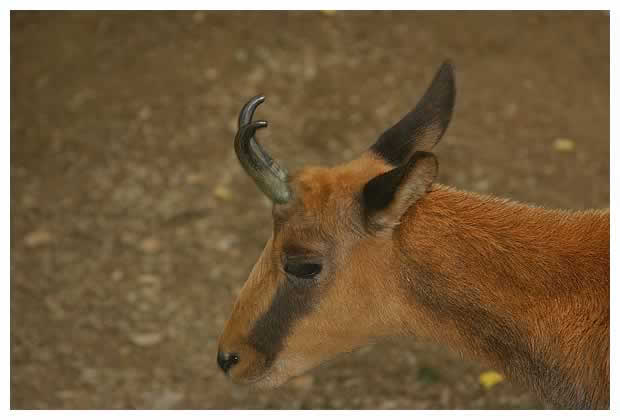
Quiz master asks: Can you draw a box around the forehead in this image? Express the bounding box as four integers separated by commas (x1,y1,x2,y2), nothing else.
272,156,391,239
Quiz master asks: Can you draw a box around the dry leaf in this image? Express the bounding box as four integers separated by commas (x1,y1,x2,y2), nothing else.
139,237,161,254
214,185,234,201
129,332,163,347
479,370,504,390
553,138,575,152
24,230,53,247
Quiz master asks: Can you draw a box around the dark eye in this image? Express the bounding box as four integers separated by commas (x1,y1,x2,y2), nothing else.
284,262,322,280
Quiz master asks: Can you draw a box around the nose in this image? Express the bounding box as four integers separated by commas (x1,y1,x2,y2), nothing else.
217,351,240,374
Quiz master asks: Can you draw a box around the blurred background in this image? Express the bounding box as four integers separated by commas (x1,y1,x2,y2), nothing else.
11,11,609,409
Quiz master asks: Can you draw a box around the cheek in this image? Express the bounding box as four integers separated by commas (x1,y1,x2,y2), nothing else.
283,286,373,353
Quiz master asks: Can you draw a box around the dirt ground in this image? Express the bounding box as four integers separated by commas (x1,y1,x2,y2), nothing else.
10,11,609,409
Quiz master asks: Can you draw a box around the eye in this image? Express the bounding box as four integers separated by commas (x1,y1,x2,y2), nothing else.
284,262,322,280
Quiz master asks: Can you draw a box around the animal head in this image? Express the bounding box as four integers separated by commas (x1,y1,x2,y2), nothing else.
217,61,456,387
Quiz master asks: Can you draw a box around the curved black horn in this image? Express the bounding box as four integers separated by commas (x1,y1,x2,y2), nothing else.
234,96,291,204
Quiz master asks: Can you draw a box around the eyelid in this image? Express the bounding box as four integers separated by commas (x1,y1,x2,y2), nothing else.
285,255,321,264
284,261,322,280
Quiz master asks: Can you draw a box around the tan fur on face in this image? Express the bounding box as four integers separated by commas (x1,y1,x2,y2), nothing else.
218,153,609,409
219,155,404,381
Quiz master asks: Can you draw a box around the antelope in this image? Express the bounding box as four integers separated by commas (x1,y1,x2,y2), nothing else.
217,61,610,409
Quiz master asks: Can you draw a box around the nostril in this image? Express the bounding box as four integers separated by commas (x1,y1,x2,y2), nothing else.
217,351,240,374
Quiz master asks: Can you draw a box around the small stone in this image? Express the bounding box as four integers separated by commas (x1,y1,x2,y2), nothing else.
80,367,98,384
150,390,185,409
553,137,575,152
44,296,65,320
474,179,490,192
380,400,399,409
192,11,206,23
329,398,345,409
542,164,555,175
383,73,396,85
504,102,518,118
213,185,233,201
483,111,496,125
126,291,137,303
35,349,53,362
137,302,152,312
129,331,163,347
68,89,95,110
21,193,37,209
56,390,77,400
215,234,237,251
343,377,361,387
121,231,138,244
454,171,468,185
141,287,159,301
111,270,124,282
303,64,317,81
24,230,53,247
36,74,50,89
140,237,161,254
138,273,160,286
290,374,314,390
185,173,205,185
204,67,218,81
234,49,248,63
138,106,151,121
440,388,452,406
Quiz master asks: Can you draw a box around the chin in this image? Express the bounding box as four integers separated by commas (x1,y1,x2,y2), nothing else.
248,372,290,389
232,356,317,389
229,369,290,389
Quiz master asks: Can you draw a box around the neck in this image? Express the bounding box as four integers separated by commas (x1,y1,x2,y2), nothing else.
394,185,609,409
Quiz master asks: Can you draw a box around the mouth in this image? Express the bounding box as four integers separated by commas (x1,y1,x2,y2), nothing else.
230,371,288,389
223,352,321,389
228,358,302,389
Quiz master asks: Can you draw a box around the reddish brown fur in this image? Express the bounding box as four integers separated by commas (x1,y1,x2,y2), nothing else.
396,183,609,409
219,152,609,408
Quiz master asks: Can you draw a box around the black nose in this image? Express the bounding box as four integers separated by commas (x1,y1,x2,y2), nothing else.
217,351,240,373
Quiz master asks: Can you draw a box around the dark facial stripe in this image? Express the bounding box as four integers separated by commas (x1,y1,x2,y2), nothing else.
247,276,319,367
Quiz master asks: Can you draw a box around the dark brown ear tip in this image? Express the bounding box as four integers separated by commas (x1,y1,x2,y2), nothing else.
436,61,456,91
440,59,455,72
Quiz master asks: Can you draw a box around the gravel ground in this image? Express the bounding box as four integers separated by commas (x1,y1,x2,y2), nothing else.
11,11,608,409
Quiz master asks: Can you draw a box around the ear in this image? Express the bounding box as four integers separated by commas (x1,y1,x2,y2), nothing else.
370,60,455,166
362,151,438,231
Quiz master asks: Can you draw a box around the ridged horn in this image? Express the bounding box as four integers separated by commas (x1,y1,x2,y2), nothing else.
234,96,291,204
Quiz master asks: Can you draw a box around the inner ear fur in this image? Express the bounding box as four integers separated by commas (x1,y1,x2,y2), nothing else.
362,151,438,231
